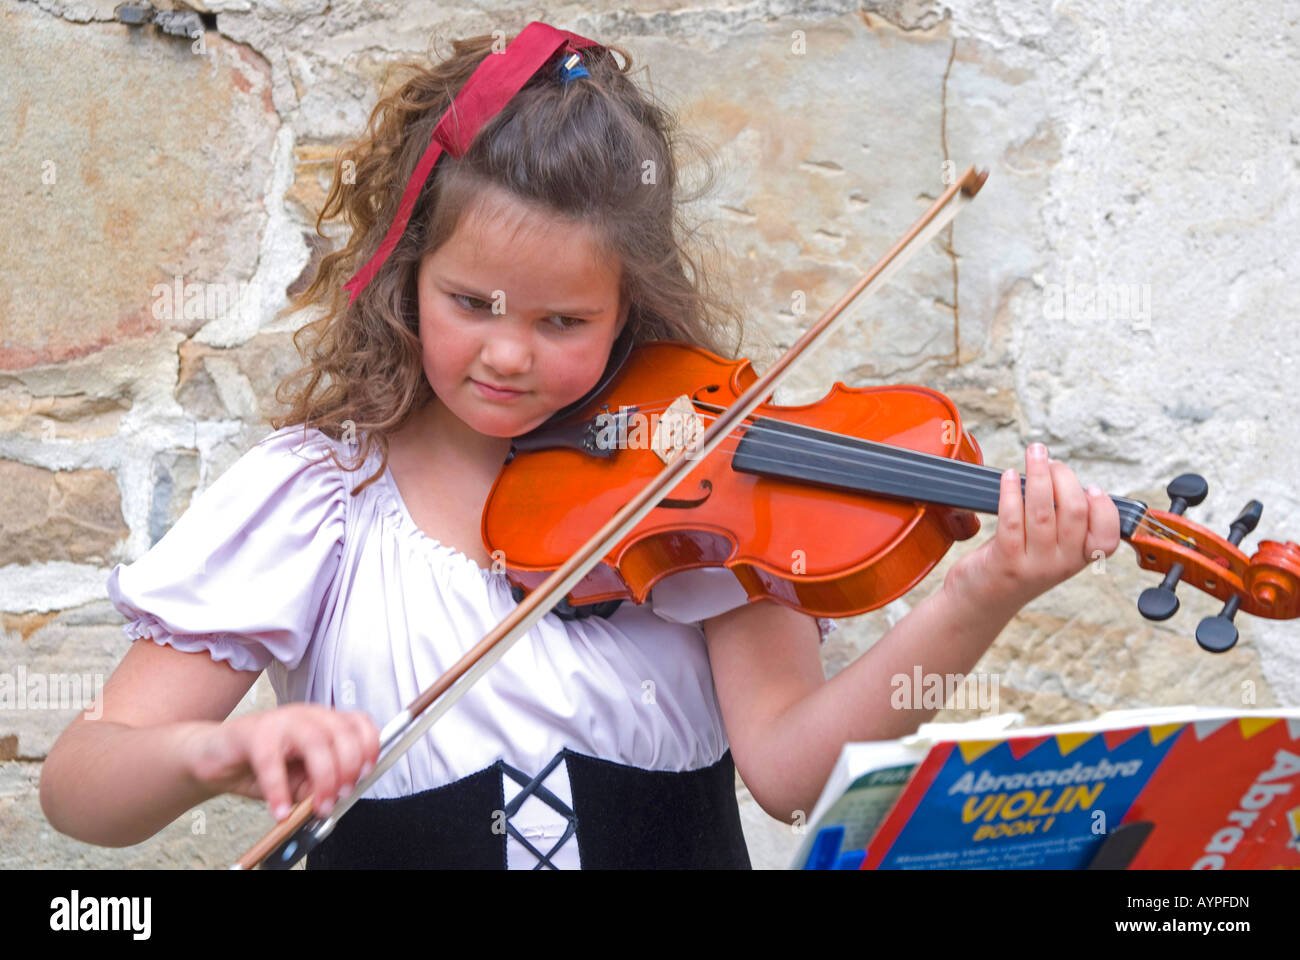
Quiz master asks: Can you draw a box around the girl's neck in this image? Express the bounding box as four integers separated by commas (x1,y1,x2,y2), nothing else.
410,396,514,475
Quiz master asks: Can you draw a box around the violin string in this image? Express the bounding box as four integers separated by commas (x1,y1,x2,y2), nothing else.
614,395,1115,499
618,401,1187,546
592,397,1187,547
721,412,1199,548
612,399,1144,519
616,397,1032,492
598,400,1202,552
722,420,1203,552
721,438,1167,544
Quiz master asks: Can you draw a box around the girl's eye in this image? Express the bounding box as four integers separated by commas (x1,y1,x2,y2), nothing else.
452,294,584,330
452,294,489,311
452,293,585,330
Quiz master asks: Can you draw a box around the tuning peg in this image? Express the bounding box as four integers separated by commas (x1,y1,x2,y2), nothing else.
1196,596,1241,652
1226,500,1262,545
1137,474,1208,621
1165,473,1208,513
1193,500,1263,653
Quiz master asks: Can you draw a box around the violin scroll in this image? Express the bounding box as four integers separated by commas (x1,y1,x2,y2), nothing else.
1130,473,1300,651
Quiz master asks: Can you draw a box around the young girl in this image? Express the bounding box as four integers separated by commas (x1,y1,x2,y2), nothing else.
39,23,1120,869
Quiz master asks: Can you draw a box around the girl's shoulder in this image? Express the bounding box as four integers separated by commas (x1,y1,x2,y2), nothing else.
106,424,353,673
246,423,351,474
208,424,355,535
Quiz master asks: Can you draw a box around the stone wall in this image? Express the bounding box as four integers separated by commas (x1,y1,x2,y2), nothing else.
2,0,1297,870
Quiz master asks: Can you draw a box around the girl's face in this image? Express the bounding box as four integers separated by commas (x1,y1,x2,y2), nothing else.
416,188,628,439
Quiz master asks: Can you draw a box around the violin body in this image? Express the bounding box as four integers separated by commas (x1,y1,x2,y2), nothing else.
482,340,984,618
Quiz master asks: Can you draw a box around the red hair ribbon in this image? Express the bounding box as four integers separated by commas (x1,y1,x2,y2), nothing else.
341,21,603,305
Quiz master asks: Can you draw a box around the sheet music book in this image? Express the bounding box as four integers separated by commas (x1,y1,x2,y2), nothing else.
793,706,1300,869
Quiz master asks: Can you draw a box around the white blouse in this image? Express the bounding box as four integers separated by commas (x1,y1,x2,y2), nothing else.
106,426,833,867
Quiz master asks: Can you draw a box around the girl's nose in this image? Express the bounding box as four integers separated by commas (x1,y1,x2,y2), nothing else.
480,329,533,377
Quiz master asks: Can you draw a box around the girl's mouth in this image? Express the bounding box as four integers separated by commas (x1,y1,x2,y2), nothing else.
472,379,527,400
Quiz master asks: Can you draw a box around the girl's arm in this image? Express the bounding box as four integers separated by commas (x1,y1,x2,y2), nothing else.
40,639,259,846
704,446,1122,823
49,428,370,847
42,636,379,848
704,577,1020,822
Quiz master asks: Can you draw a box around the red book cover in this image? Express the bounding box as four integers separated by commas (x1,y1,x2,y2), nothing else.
854,710,1300,869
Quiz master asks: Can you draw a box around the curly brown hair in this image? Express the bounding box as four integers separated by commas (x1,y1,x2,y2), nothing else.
268,29,750,495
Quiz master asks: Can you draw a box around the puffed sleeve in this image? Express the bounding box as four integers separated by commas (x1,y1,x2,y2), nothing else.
649,566,837,644
105,427,348,673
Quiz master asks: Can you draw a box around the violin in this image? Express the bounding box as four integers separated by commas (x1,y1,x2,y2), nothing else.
236,166,1296,869
486,339,1300,653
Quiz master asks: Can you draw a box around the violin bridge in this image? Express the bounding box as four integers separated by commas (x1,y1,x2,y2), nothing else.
652,395,704,465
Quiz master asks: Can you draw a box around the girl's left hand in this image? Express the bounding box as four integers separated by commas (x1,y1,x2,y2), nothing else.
943,442,1122,614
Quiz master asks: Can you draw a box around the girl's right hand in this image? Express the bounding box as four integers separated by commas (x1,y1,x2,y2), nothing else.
181,705,382,822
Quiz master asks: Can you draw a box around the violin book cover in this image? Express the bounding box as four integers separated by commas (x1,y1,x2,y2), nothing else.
794,707,1300,870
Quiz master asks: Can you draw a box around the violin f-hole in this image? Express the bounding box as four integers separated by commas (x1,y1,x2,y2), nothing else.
658,479,713,509
691,384,722,404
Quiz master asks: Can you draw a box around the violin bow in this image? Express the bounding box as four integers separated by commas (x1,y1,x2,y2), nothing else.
231,165,990,869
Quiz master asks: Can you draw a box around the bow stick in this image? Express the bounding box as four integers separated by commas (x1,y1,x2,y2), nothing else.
232,165,990,869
